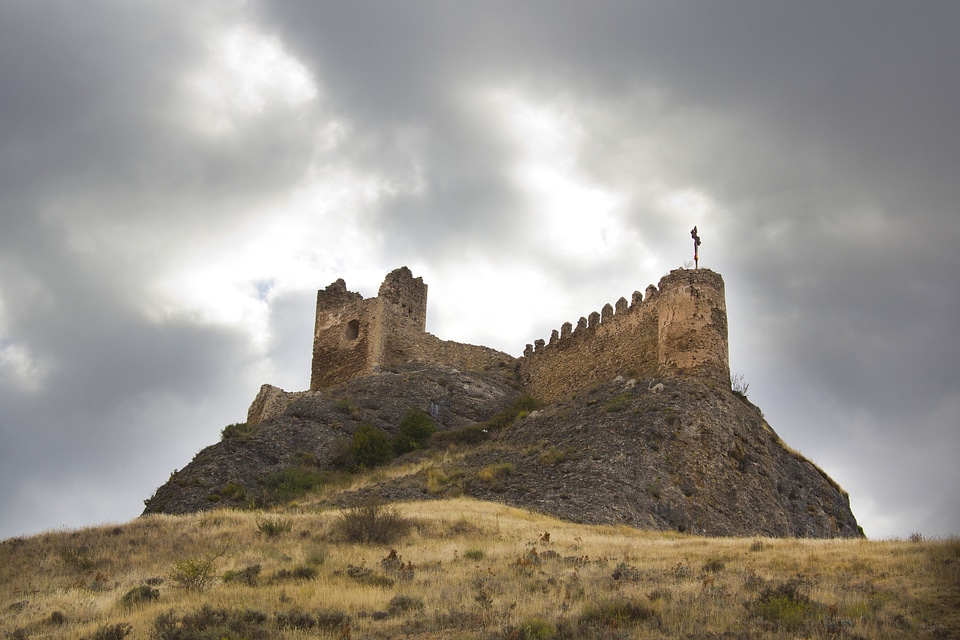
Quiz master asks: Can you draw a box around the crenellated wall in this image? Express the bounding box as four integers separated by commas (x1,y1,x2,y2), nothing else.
517,269,730,403
310,266,729,401
310,267,514,391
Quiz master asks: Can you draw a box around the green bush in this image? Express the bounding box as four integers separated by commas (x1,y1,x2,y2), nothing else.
463,548,486,561
256,517,292,536
120,584,159,608
260,466,334,503
222,564,261,586
393,408,436,455
350,423,394,470
752,579,814,631
220,422,255,441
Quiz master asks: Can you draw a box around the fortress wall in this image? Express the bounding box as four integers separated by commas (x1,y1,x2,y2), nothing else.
311,267,513,391
310,281,377,391
310,266,728,399
518,290,661,403
519,269,730,403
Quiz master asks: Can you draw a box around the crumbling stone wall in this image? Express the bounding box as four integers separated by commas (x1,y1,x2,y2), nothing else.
518,269,729,403
310,267,513,391
311,266,729,402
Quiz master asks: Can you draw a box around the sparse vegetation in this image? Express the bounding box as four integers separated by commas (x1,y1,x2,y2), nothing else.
731,371,750,398
220,422,255,441
1,500,956,639
345,422,395,471
169,550,225,593
256,516,293,536
332,499,413,544
392,408,436,455
259,466,335,504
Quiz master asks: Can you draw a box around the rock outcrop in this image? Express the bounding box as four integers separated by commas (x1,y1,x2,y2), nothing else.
143,364,861,538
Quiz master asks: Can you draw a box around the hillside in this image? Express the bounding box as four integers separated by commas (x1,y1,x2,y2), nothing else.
2,499,957,640
143,364,861,539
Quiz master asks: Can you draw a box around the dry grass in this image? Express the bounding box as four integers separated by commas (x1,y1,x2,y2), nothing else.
1,498,957,639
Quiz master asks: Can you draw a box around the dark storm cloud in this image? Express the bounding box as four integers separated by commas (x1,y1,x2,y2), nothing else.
1,1,957,538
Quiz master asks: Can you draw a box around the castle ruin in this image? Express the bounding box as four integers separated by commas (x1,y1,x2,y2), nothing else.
310,266,730,403
310,267,513,390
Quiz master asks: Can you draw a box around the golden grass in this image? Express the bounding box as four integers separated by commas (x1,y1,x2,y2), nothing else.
1,498,957,639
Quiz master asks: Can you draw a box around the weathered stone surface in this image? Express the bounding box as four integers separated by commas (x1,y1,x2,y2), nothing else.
143,365,861,538
142,364,520,516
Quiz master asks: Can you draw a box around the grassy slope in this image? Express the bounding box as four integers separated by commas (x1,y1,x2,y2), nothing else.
1,498,957,640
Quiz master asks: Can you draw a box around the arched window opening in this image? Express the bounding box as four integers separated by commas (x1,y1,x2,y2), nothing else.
345,319,360,340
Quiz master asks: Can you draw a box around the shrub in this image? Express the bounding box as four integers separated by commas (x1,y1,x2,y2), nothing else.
429,424,490,447
169,551,223,593
272,565,317,582
256,517,293,536
154,606,271,640
579,598,659,628
333,399,357,414
260,466,333,503
220,422,255,441
316,610,350,631
334,499,413,545
509,616,557,640
393,408,436,455
59,546,98,571
702,558,726,573
464,548,485,561
388,595,424,614
350,423,394,470
120,584,160,608
605,394,630,413
539,445,580,464
276,609,316,630
752,579,814,631
477,462,513,491
222,564,261,586
87,623,132,640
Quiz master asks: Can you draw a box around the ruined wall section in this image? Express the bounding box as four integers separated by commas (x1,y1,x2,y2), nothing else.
310,278,378,391
311,267,514,391
519,269,729,403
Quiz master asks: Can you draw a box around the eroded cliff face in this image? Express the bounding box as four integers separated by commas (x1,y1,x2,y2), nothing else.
143,364,861,539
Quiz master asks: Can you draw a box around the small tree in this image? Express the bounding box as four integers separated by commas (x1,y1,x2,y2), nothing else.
393,408,436,455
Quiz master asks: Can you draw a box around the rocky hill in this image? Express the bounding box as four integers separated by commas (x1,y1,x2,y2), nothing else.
143,363,861,538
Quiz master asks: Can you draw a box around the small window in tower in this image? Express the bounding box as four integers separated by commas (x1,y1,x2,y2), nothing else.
345,319,360,340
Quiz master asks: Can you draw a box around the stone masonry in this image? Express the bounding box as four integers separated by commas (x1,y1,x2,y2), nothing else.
310,266,730,403
310,267,514,391
518,268,730,403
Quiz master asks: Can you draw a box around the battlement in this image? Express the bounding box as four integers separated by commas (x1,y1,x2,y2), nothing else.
310,267,729,401
517,269,729,403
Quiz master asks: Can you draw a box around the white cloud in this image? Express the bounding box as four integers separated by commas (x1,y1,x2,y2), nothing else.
182,24,318,136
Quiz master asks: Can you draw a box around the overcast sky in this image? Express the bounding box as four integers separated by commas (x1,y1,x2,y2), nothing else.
1,1,957,541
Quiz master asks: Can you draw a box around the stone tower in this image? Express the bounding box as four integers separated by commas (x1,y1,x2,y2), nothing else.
310,267,428,391
310,267,512,391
